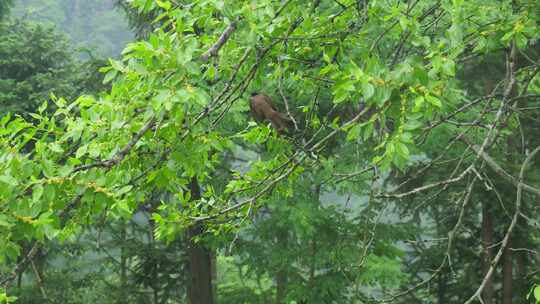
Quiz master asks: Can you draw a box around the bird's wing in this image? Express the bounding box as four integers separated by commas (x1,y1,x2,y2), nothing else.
261,94,291,122
249,98,263,121
261,94,278,111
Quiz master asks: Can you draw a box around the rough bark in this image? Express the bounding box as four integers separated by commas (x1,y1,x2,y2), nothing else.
186,177,214,304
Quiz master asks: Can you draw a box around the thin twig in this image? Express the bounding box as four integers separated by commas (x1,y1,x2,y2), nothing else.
30,259,48,301
464,145,540,304
462,136,540,197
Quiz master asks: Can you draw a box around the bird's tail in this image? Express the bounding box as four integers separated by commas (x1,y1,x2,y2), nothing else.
278,112,293,122
268,111,291,133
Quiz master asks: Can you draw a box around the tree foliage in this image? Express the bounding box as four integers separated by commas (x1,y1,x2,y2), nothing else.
0,19,107,115
1,0,540,303
0,0,13,21
12,0,133,57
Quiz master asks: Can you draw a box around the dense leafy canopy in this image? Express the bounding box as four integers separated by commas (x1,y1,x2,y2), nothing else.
1,0,539,303
0,19,107,114
0,0,12,21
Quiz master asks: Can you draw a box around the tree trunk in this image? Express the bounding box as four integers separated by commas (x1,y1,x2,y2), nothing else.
515,245,526,299
119,224,128,304
437,273,447,303
186,177,214,304
502,237,513,304
211,252,217,303
481,202,494,304
275,228,288,304
516,203,528,299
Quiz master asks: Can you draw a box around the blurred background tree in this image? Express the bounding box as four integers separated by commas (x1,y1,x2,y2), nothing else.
0,1,538,304
12,0,132,58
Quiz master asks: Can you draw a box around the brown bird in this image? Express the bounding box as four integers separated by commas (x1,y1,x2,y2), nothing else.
249,92,291,133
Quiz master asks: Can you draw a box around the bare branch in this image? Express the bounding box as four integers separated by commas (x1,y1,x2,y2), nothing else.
381,176,477,302
30,259,48,300
464,145,540,304
278,78,299,131
201,21,238,62
377,167,472,199
462,136,540,197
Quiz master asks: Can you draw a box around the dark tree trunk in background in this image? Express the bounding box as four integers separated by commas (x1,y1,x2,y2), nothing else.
186,177,214,304
211,252,217,302
502,237,513,304
275,228,289,304
516,204,528,299
481,202,494,304
515,245,527,298
437,273,447,303
119,224,128,304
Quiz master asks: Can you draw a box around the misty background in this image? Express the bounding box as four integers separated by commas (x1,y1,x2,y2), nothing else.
13,0,132,57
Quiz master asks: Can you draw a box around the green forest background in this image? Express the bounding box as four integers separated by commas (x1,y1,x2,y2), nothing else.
12,0,132,57
0,0,539,304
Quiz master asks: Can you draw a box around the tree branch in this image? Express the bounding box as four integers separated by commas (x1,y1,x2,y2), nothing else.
72,116,156,173
461,136,540,197
464,145,540,304
200,21,238,62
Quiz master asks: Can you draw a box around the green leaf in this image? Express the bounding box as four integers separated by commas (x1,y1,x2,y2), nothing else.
413,96,425,112
413,67,429,85
155,0,171,10
193,89,210,106
404,120,422,131
49,142,64,153
500,31,513,45
362,82,375,100
363,122,374,140
103,70,118,84
0,292,18,303
441,59,455,76
0,214,13,228
38,101,48,113
116,185,133,196
53,96,66,108
399,16,409,30
515,33,528,50
396,142,410,159
76,144,88,159
28,113,42,120
109,59,125,72
319,64,334,75
0,175,17,186
32,184,44,202
426,95,442,108
350,60,364,80
346,124,361,141
386,142,395,156
333,89,350,104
